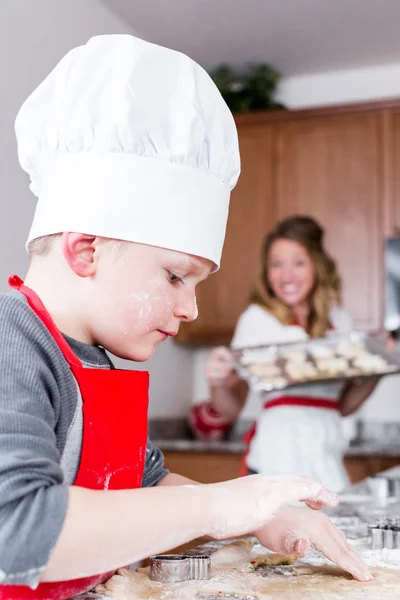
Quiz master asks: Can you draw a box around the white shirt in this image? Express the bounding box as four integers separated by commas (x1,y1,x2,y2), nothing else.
231,304,354,490
232,303,353,348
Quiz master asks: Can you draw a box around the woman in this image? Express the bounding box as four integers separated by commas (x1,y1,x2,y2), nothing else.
202,215,379,492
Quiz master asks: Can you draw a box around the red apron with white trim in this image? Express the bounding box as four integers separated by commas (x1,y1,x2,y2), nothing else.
239,395,340,477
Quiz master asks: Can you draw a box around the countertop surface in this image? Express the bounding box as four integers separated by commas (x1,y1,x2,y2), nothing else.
149,418,400,456
76,465,400,599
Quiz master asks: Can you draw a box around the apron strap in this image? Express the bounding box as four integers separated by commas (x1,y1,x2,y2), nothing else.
263,397,339,411
8,275,82,368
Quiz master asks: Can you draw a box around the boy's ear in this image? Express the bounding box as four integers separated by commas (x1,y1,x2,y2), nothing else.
61,232,98,277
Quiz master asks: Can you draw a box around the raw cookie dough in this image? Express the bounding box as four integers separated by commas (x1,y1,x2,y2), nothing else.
250,553,296,568
96,568,199,599
308,344,334,360
240,350,276,366
97,564,400,599
285,361,317,381
336,342,368,359
96,541,400,599
248,364,282,379
211,541,296,573
96,542,296,598
211,540,255,567
251,565,400,599
282,349,307,363
260,376,288,389
353,354,390,373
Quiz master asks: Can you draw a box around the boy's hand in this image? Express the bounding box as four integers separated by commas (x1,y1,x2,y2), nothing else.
255,505,372,582
206,474,338,539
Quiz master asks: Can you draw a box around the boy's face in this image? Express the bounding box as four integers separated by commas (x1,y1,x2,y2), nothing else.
88,241,212,361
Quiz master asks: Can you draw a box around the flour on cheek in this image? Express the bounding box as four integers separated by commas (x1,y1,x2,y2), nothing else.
123,279,174,337
124,291,152,331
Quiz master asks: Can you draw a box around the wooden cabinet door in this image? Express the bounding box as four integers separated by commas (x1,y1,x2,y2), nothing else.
382,108,400,236
177,124,275,345
344,456,400,484
274,112,383,330
163,451,242,483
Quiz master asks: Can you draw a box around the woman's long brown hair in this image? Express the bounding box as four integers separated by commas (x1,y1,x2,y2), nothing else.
250,215,342,338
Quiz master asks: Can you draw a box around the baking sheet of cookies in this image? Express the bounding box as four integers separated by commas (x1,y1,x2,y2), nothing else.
232,332,400,392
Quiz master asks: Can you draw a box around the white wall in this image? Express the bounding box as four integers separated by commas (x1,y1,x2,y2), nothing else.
0,0,193,418
0,0,131,288
278,62,400,109
359,374,400,422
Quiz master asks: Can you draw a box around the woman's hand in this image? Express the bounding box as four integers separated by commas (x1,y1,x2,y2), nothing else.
338,375,380,416
206,346,240,388
255,504,372,582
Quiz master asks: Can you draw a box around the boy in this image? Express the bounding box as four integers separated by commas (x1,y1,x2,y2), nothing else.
0,35,370,599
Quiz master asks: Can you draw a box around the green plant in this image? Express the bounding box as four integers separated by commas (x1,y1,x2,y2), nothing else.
210,63,285,113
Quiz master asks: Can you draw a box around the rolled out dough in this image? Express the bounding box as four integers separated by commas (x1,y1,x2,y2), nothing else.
96,541,400,599
211,540,255,567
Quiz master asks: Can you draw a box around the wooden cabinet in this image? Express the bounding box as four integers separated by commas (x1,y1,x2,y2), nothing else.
274,112,383,330
164,450,400,485
176,99,400,345
163,450,241,483
177,124,276,345
344,456,400,484
382,108,400,236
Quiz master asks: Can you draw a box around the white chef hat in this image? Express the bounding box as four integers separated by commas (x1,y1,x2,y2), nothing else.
15,34,240,270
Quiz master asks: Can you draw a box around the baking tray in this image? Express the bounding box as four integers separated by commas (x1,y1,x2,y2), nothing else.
232,331,400,393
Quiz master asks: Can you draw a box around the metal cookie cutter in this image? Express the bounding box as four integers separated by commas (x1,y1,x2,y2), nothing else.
150,554,211,583
370,516,400,550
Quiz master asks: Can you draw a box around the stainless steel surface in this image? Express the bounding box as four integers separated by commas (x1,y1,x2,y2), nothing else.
150,554,190,583
189,555,211,580
329,516,369,539
366,476,390,507
232,331,400,393
385,528,395,549
369,518,400,549
372,527,384,549
150,553,211,583
354,420,400,442
385,237,400,331
154,436,400,456
390,478,400,497
149,417,400,456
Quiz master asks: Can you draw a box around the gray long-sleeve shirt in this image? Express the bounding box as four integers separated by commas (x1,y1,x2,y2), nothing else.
0,290,168,588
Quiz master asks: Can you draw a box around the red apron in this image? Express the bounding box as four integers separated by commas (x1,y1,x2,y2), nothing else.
1,275,150,600
239,396,340,477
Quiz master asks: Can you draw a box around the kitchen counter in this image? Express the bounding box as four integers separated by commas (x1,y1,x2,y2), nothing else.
176,467,400,554
149,418,400,457
78,466,400,599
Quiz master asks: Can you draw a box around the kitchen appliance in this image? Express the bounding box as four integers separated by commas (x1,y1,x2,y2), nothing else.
385,237,400,335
